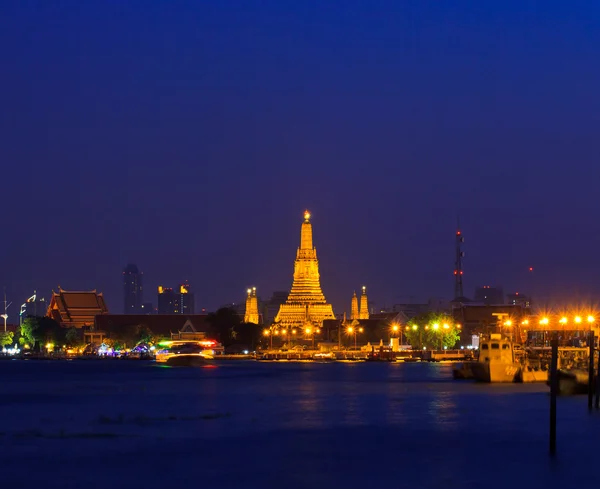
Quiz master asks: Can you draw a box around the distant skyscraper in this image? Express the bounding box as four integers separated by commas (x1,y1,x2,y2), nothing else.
157,282,194,314
141,302,155,314
123,264,143,314
157,286,176,314
179,281,195,314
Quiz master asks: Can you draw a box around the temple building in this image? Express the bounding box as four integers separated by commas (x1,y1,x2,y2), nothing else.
349,286,369,320
350,291,359,320
274,210,336,329
359,286,370,319
46,287,109,328
244,287,260,324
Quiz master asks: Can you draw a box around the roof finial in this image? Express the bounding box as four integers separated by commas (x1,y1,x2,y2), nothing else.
304,209,311,221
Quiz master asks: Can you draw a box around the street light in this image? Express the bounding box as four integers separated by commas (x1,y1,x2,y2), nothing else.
305,327,320,349
347,326,363,350
263,328,273,350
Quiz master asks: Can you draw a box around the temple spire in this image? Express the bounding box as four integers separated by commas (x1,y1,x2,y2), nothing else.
275,210,335,329
244,287,260,324
351,291,359,320
359,286,369,319
300,210,313,250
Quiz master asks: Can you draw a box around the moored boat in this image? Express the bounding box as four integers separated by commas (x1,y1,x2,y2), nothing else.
471,334,521,383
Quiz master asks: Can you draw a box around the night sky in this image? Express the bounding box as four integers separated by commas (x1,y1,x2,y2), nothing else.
2,1,600,317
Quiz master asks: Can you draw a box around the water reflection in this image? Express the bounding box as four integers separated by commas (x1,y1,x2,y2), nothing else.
427,391,458,430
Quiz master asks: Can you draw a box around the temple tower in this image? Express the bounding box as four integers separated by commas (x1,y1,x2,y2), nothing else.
359,286,369,319
244,287,260,324
274,210,336,328
350,291,359,320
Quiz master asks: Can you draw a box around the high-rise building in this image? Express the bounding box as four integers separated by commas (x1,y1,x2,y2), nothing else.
157,286,176,314
157,282,195,314
274,210,336,328
123,264,143,314
244,287,260,324
359,286,370,319
179,282,195,314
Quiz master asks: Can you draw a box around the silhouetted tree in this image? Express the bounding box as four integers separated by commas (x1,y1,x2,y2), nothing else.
20,317,63,350
206,307,242,347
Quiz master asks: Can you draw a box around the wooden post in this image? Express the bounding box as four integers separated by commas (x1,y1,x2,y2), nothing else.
549,332,558,456
588,331,595,411
595,333,600,409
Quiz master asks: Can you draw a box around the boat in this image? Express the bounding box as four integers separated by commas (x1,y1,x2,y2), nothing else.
470,334,522,383
155,340,216,366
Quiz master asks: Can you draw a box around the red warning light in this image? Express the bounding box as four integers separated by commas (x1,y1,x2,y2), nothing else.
529,267,533,272
454,271,457,275
456,231,461,235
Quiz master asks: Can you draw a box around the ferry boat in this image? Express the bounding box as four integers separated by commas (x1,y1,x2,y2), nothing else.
155,340,217,366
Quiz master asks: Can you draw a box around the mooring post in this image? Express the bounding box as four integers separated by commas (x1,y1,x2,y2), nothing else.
588,331,595,411
549,332,558,456
595,334,600,410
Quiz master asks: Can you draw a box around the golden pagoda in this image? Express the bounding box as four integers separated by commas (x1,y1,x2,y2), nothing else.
350,291,359,320
274,210,336,328
359,286,370,319
244,287,260,324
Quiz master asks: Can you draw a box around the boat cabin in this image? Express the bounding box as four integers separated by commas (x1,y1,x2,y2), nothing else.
479,334,515,364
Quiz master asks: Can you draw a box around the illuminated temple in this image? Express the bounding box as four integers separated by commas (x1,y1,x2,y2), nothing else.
274,210,336,329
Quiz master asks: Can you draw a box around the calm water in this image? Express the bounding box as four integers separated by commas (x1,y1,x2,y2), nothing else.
0,360,598,488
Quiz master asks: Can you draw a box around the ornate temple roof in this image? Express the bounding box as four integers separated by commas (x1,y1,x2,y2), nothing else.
47,287,109,327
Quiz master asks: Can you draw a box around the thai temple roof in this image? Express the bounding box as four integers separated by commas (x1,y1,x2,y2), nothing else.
47,287,109,327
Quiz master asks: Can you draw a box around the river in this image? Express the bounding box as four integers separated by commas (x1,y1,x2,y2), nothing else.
0,359,597,488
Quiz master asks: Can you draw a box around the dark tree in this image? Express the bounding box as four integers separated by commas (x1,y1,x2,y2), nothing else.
206,307,242,346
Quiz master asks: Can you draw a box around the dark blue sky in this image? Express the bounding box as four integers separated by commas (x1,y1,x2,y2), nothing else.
2,0,600,316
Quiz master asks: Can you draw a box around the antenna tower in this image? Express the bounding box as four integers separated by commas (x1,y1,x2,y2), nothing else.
454,219,465,298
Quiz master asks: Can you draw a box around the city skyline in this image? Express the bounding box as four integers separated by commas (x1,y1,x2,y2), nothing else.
2,2,600,316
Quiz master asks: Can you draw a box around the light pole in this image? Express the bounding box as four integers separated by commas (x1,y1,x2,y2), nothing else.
391,323,400,347
539,317,549,347
504,319,513,342
305,327,320,349
2,288,11,333
263,328,273,350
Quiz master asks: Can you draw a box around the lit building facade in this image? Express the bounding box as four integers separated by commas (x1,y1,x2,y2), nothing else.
274,210,336,329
